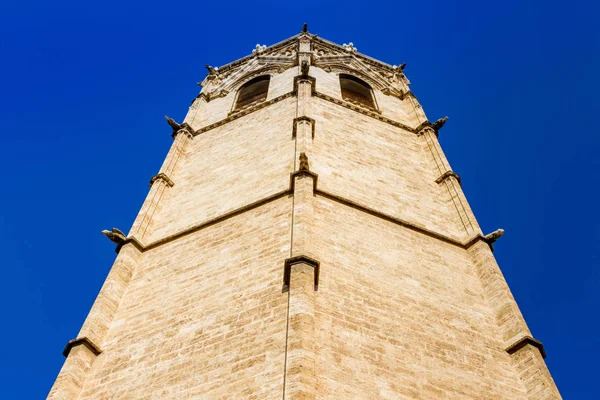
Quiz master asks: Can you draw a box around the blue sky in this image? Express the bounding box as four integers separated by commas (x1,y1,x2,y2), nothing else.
1,0,598,398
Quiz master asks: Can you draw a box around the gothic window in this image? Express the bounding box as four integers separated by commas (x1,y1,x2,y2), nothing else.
339,74,375,108
234,76,270,110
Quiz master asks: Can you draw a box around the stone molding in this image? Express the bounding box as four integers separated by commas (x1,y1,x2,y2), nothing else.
283,255,320,290
192,90,421,137
435,170,462,186
506,335,547,359
290,170,319,194
62,337,102,358
293,75,316,95
118,175,497,254
149,173,174,188
313,92,414,132
126,190,292,253
195,90,229,103
196,92,295,136
292,116,316,139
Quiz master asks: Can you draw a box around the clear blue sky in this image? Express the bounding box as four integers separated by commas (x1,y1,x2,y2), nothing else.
1,0,598,398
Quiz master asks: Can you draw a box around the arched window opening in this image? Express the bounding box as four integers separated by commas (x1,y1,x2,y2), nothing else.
234,76,270,110
339,74,375,108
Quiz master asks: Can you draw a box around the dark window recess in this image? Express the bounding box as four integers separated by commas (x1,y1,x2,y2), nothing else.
340,74,375,108
235,76,270,109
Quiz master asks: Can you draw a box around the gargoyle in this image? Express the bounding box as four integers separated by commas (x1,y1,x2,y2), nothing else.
165,116,181,132
398,63,406,71
484,229,504,251
431,116,448,132
300,60,309,77
205,65,219,75
299,152,310,171
101,228,127,245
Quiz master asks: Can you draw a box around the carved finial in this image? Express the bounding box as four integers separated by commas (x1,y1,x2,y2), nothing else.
252,44,267,54
299,152,310,171
302,23,308,32
431,116,448,132
101,228,127,245
165,116,181,132
484,229,504,251
342,42,357,53
205,65,218,75
300,60,309,77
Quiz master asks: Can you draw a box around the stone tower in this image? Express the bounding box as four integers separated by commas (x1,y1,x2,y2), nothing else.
48,27,561,399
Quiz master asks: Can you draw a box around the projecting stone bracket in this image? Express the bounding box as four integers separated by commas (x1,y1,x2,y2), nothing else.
292,116,316,139
62,337,102,358
290,170,318,194
149,173,174,188
506,335,547,359
283,255,320,291
435,170,462,186
293,75,316,95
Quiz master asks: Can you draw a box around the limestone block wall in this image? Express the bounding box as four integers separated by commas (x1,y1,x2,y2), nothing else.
311,197,527,399
79,198,292,399
148,97,296,242
310,97,467,241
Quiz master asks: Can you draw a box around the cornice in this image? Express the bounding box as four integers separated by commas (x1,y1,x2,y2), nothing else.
192,89,420,137
133,190,292,252
194,92,295,136
313,92,414,132
213,34,303,74
311,36,398,74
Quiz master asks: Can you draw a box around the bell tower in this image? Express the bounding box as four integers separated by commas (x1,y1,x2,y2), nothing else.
48,26,561,399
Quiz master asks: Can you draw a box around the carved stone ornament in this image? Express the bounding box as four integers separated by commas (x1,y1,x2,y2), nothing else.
165,116,194,137
252,44,267,55
311,37,409,97
300,60,309,77
101,228,127,245
299,152,310,171
165,116,181,132
342,42,357,53
484,229,504,243
484,228,504,251
431,116,449,132
205,65,219,75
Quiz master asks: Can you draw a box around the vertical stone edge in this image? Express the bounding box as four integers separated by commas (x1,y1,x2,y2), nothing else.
47,243,142,400
467,240,562,399
417,124,481,236
129,127,193,240
283,256,319,400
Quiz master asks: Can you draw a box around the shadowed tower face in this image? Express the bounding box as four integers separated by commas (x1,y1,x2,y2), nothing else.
48,28,561,400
